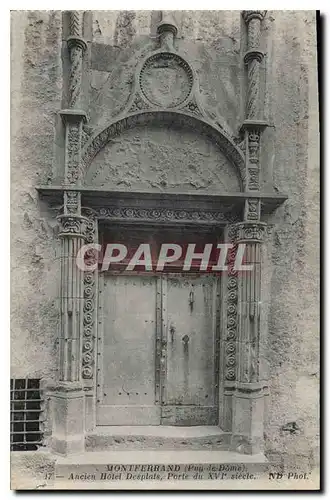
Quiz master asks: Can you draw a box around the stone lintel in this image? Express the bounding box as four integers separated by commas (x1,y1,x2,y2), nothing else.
37,186,288,216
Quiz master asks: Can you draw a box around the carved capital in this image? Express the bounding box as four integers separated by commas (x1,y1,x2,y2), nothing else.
67,36,87,52
59,109,87,123
244,50,264,64
242,10,266,23
57,214,88,238
235,222,267,243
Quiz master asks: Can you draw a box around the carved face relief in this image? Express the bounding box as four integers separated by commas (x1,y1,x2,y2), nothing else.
139,53,193,108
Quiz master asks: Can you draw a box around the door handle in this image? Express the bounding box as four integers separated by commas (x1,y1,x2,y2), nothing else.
169,324,175,343
189,290,194,311
182,334,190,346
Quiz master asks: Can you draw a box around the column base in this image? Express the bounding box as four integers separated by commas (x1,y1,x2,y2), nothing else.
224,382,269,455
50,382,85,455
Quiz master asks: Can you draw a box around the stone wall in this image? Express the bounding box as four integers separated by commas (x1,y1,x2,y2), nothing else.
10,10,319,466
11,11,62,380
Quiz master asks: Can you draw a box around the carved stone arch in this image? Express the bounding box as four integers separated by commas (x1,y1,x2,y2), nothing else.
81,111,246,191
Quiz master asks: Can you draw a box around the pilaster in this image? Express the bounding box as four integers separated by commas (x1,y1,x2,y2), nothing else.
230,12,270,449
50,10,88,455
241,10,267,196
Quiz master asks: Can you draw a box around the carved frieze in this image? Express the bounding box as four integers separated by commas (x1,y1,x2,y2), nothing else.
96,206,239,225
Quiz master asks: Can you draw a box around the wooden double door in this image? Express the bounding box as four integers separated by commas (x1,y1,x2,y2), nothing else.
96,273,220,426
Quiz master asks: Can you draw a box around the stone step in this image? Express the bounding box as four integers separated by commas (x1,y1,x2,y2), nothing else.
85,426,231,451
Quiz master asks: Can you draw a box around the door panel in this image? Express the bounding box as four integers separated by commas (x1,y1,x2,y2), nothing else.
162,275,218,425
96,273,219,427
96,274,160,425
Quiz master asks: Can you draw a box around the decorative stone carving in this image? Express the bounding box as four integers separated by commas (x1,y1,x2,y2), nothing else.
67,11,87,109
225,227,239,381
236,222,266,243
57,214,87,238
128,93,151,113
248,130,260,164
157,11,178,51
68,40,86,109
181,97,203,118
246,59,261,119
96,206,239,225
64,190,80,215
66,122,81,184
139,53,194,108
81,112,245,189
81,209,98,380
242,10,267,24
245,198,261,222
69,10,83,37
242,11,266,122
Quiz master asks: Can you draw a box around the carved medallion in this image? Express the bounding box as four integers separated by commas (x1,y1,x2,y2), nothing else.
139,53,193,108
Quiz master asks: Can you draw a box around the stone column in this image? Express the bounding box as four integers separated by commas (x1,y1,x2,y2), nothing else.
51,11,88,455
225,11,269,455
241,10,267,193
230,221,268,455
157,11,178,51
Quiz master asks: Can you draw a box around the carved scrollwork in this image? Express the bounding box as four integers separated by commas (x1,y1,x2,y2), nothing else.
81,209,98,380
225,226,239,381
96,206,238,225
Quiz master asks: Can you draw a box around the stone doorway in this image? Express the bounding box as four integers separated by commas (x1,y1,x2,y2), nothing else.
95,225,221,428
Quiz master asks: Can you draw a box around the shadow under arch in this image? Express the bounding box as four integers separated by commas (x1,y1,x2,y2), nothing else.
81,110,245,191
